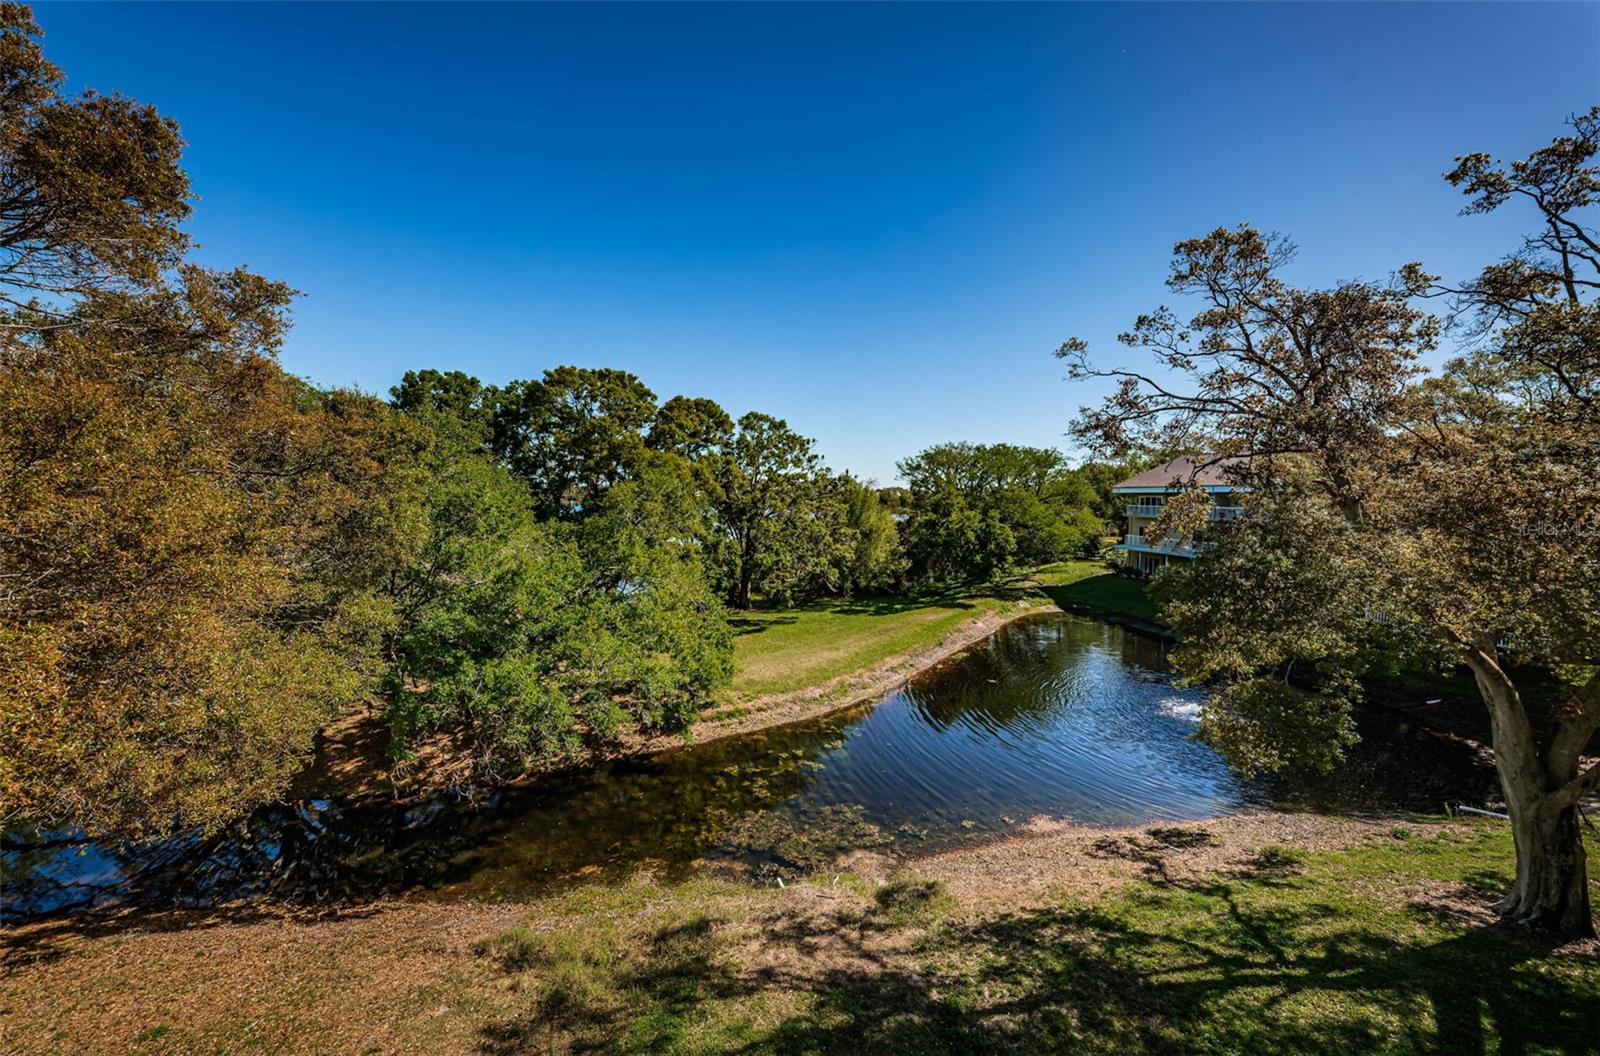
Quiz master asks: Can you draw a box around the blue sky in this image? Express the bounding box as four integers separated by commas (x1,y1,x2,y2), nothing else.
36,3,1600,483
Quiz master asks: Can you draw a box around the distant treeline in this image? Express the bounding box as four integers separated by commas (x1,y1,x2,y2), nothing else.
392,364,1129,604
0,7,1139,840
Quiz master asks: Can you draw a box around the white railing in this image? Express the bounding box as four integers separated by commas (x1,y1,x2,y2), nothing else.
1127,504,1243,521
1120,533,1208,555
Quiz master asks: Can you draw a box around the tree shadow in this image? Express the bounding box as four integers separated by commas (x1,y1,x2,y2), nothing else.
727,614,798,636
2,898,388,971
1034,573,1160,625
477,914,750,1055
757,891,1588,1055
471,853,1598,1056
829,593,977,617
727,592,979,633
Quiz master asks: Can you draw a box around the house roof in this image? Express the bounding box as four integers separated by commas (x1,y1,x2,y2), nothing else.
1110,455,1246,492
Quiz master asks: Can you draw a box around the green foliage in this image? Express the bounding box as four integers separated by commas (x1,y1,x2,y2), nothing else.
838,474,906,593
0,10,432,835
491,365,659,519
898,443,1100,584
389,367,494,444
381,431,732,776
1199,677,1360,776
383,444,577,762
992,487,1103,565
1157,487,1437,775
904,491,1016,585
573,465,735,729
647,394,734,459
711,412,852,607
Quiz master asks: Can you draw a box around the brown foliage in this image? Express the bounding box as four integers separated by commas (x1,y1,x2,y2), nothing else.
0,9,425,836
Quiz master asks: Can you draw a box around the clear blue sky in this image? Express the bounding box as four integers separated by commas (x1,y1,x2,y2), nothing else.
36,3,1600,483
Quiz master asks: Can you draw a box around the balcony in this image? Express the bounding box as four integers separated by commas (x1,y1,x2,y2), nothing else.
1125,504,1244,521
1117,532,1210,556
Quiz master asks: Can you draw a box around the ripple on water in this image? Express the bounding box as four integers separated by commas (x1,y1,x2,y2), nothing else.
1,613,1497,920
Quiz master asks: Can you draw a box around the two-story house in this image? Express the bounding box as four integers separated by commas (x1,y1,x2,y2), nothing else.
1111,455,1246,575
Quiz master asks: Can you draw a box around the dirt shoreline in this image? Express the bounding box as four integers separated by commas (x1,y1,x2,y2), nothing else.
686,601,1060,745
307,596,1072,803
0,811,1524,1056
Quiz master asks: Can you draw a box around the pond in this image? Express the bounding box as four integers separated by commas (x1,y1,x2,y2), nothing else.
2,613,1495,920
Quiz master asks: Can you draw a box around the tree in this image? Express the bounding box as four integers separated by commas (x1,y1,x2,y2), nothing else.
647,394,734,460
903,490,1016,585
490,365,657,518
390,367,494,443
898,442,1102,581
0,4,190,310
1387,108,1600,935
0,8,432,838
711,412,848,608
1062,112,1600,937
1059,224,1437,520
381,428,731,781
837,474,905,594
0,272,424,837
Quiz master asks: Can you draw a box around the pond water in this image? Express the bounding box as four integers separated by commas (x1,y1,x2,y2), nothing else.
2,614,1495,920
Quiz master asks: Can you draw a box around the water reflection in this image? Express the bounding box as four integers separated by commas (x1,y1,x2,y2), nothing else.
2,614,1494,920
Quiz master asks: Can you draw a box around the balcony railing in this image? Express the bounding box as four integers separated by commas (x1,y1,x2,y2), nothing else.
1119,533,1209,556
1125,504,1244,521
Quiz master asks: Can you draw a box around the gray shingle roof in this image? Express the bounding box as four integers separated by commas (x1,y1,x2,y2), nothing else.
1110,455,1246,491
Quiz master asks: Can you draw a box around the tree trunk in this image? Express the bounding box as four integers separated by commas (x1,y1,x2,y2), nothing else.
736,562,753,610
1465,642,1598,940
1500,789,1594,937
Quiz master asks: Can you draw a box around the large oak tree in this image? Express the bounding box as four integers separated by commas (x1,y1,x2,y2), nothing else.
1061,110,1600,937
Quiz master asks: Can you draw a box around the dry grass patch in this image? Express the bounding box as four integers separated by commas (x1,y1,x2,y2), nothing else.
6,815,1595,1055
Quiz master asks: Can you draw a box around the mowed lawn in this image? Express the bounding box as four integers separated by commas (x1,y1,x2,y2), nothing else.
727,561,1153,701
18,819,1596,1055
458,821,1598,1056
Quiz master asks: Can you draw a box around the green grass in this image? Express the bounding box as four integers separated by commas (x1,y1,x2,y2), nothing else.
469,821,1599,1056
1035,563,1162,622
727,561,1146,700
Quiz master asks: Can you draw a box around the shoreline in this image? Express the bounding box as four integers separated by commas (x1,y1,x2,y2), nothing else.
307,591,1104,804
2,812,1549,1056
678,599,1066,746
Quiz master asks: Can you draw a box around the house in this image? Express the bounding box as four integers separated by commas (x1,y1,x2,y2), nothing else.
1110,455,1246,575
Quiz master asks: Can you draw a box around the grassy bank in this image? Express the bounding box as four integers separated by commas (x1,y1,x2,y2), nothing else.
480,822,1594,1056
727,561,1153,702
7,815,1595,1055
294,562,1154,800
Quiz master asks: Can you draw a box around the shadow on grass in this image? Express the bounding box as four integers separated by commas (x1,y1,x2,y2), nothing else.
1036,573,1160,624
474,852,1596,1056
727,614,798,636
830,593,977,617
2,899,389,971
727,593,979,636
478,915,749,1056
